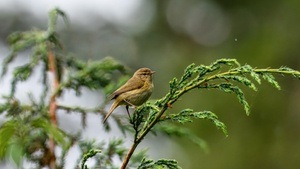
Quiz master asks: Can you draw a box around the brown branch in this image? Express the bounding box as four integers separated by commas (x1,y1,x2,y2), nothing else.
120,142,139,169
48,45,59,169
120,105,168,169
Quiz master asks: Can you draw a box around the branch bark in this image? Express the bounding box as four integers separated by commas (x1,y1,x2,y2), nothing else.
120,142,139,169
48,46,59,169
120,106,168,168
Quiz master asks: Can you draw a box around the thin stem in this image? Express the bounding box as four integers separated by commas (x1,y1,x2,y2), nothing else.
121,106,168,168
57,104,101,114
48,46,59,169
120,142,139,169
255,68,300,76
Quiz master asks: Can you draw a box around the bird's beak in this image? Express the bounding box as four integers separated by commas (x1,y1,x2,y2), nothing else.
151,71,155,74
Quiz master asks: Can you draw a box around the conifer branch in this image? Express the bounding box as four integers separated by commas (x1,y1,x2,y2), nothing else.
121,59,300,169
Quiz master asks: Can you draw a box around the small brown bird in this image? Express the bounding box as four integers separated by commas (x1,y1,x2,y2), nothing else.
103,68,155,123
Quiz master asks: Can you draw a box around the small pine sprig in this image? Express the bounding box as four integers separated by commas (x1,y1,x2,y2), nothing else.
120,58,300,169
78,138,147,169
138,158,182,169
54,56,128,97
81,149,101,169
164,109,228,136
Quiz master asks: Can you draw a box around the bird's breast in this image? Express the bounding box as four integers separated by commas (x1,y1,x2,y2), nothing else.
121,82,153,106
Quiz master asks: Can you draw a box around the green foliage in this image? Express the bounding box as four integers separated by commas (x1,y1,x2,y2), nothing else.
130,58,300,144
0,8,129,168
138,158,182,169
78,139,146,169
164,109,228,136
119,58,300,168
57,56,127,96
154,124,208,152
1,8,300,169
0,110,70,167
81,149,101,169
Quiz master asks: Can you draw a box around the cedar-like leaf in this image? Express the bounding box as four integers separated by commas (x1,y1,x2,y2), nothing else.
165,109,228,136
262,73,281,90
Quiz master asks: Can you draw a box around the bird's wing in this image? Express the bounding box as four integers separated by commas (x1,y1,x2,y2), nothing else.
110,76,144,99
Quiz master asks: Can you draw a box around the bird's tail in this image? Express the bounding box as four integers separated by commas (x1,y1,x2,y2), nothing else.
103,101,118,124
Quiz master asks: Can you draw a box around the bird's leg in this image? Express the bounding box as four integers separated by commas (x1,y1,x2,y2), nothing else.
123,99,136,109
124,99,137,122
125,105,131,119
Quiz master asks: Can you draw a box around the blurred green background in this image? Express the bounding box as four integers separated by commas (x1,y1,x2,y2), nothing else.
1,0,300,168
